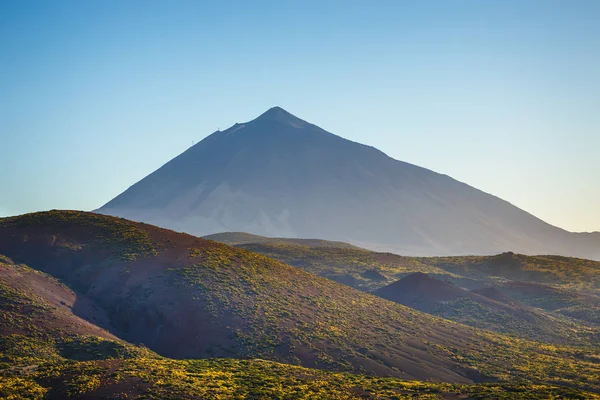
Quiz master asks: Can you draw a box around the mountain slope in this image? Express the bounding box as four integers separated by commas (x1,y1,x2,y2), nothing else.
0,254,151,381
97,107,599,259
1,211,600,391
0,256,125,353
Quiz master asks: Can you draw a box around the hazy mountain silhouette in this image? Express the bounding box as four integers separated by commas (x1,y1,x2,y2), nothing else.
98,107,600,259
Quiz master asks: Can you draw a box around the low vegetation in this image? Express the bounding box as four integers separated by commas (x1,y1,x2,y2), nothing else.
1,258,597,399
1,212,600,399
233,243,600,295
421,252,600,295
232,242,600,345
0,210,159,261
4,356,600,399
235,243,446,290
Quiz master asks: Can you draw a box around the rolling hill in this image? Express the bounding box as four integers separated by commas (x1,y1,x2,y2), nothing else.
231,241,600,303
8,257,586,399
97,107,600,260
0,211,478,382
374,273,596,345
1,210,600,394
420,252,600,295
1,262,595,400
223,241,600,343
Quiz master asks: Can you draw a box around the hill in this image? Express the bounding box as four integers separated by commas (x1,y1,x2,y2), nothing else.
236,242,446,290
492,280,600,325
0,211,478,382
230,243,600,342
374,273,596,345
97,107,599,260
234,243,600,304
420,252,600,295
204,231,362,249
375,272,493,307
2,258,595,399
1,211,600,393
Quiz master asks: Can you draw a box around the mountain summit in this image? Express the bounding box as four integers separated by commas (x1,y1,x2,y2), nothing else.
256,106,306,125
98,107,599,259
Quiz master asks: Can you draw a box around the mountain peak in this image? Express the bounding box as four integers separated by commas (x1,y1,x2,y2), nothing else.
98,107,600,261
255,106,306,127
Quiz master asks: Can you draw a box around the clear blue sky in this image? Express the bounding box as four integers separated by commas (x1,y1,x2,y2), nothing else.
1,0,599,232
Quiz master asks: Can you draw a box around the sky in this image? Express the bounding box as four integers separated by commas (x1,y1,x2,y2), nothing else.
1,0,599,232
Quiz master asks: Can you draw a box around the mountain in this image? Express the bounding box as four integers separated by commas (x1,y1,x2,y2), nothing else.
97,106,599,259
1,211,600,393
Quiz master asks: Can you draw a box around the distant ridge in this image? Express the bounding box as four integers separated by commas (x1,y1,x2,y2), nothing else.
204,231,362,249
97,107,600,260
